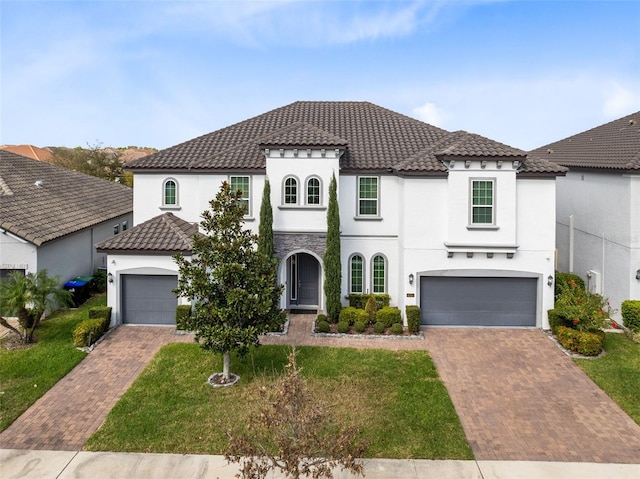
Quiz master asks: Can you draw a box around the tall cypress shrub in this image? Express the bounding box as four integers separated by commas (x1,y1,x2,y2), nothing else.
258,179,274,258
323,173,342,321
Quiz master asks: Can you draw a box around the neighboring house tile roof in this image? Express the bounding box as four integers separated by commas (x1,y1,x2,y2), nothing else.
0,144,53,163
128,101,564,175
0,150,133,246
96,213,197,254
529,111,640,171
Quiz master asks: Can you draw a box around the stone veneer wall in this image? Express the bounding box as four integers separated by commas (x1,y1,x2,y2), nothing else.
274,233,327,260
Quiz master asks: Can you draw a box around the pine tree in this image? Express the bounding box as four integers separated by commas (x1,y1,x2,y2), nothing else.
258,179,274,258
174,182,286,383
323,173,342,322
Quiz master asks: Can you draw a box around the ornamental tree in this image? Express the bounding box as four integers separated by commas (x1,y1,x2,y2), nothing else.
173,182,286,383
323,173,342,322
258,179,274,258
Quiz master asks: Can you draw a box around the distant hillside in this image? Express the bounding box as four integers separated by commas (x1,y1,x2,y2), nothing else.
0,145,157,163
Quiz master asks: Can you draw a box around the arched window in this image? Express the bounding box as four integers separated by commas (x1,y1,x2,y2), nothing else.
163,179,178,206
284,177,298,205
372,254,386,293
306,177,321,205
350,254,364,294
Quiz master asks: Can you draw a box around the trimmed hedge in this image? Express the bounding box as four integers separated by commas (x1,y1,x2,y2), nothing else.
339,307,359,326
555,272,585,299
348,293,390,310
376,307,401,328
621,300,640,332
373,321,386,334
555,326,604,356
337,321,350,333
548,309,572,334
176,305,192,330
354,321,366,333
317,320,330,333
406,305,421,334
73,316,110,348
390,323,404,335
88,306,112,322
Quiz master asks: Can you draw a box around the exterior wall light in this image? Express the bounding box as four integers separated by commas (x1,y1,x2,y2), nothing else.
547,275,554,287
636,269,640,280
409,273,414,285
108,273,114,284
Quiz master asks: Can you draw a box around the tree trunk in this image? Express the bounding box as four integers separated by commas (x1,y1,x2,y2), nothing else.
223,351,230,381
0,316,22,338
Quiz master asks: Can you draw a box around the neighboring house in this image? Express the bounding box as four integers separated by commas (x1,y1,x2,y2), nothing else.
0,144,54,163
98,101,565,328
0,150,133,285
529,112,640,322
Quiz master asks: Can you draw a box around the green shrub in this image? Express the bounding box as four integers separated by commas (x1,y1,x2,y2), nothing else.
555,326,604,356
554,280,607,332
355,309,368,325
175,305,192,330
547,309,572,334
73,317,109,348
555,272,585,299
347,293,391,310
406,305,421,334
365,294,377,324
354,321,366,333
88,306,112,325
317,314,327,323
91,269,107,293
337,321,350,334
373,321,386,334
621,300,640,332
317,320,330,333
376,307,401,328
339,307,359,326
390,323,404,335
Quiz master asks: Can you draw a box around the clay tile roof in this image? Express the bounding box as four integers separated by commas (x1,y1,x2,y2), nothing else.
529,111,640,171
127,101,560,176
0,150,133,246
0,144,53,163
96,213,197,254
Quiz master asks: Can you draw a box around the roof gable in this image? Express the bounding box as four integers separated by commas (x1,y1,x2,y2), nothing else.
529,111,640,171
0,150,133,245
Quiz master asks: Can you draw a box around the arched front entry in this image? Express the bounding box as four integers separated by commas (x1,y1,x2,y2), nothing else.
284,252,321,311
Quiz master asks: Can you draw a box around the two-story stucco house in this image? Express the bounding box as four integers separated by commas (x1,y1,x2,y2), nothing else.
97,101,565,328
529,111,640,322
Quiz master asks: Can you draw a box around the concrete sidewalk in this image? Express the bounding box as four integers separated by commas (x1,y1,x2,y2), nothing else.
2,449,639,479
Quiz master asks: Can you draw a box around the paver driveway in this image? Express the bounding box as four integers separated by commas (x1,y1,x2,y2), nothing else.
424,328,640,463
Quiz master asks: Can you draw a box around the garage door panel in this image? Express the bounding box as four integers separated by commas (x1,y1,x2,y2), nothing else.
420,276,537,327
122,275,178,325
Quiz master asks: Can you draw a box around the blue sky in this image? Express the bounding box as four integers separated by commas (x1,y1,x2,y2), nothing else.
1,0,639,151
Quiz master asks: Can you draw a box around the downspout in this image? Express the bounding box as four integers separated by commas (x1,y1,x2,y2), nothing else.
569,215,574,273
602,232,605,294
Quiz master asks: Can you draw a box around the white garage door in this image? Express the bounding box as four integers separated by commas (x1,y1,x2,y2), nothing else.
420,276,537,327
122,274,178,325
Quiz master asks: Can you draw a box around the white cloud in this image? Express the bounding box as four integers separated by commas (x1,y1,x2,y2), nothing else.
412,102,447,127
603,82,640,118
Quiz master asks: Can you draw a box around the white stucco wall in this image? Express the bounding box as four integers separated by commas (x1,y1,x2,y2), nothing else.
0,230,37,274
556,171,639,320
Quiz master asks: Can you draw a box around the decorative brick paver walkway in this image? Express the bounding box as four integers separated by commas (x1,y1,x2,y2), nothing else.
2,316,640,463
0,326,192,451
424,328,640,463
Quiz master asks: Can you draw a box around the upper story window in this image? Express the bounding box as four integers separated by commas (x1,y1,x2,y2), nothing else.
306,177,321,205
284,176,298,205
163,179,178,207
350,254,364,294
372,254,386,293
358,176,379,216
230,176,250,215
471,179,495,225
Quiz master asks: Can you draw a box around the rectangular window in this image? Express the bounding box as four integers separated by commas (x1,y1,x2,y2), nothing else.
230,176,250,215
113,224,120,235
358,177,378,216
471,179,494,224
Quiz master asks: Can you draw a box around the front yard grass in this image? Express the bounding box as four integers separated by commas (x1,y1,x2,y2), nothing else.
85,344,473,460
574,332,640,425
0,294,105,431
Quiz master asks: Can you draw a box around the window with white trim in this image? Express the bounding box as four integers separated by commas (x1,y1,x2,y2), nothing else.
372,254,386,293
284,176,298,205
163,179,178,206
358,176,379,216
471,179,495,225
230,176,250,215
350,254,364,294
306,177,321,205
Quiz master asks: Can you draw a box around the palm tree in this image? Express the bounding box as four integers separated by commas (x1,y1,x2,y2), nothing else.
0,270,72,343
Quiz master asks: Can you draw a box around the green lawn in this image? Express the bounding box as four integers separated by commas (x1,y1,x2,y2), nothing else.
575,332,640,425
85,344,473,460
0,294,106,431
